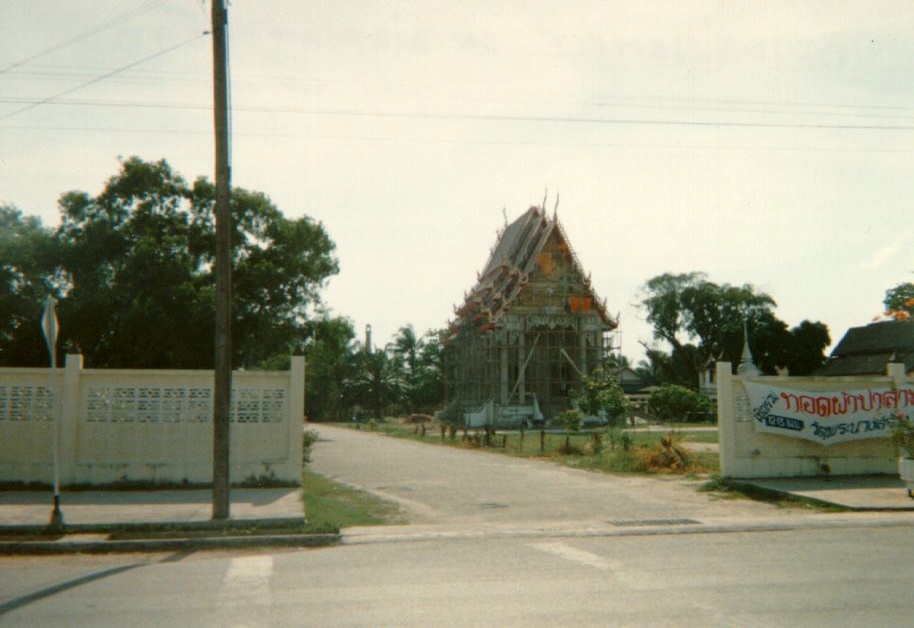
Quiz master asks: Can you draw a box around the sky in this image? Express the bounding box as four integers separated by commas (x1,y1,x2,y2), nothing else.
2,1,914,365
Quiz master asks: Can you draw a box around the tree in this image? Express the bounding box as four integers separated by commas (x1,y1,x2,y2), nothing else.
344,349,404,419
392,324,420,377
574,365,632,427
411,329,446,413
391,324,422,411
647,384,711,422
639,272,829,383
884,282,914,319
0,206,60,366
14,156,339,369
303,313,358,421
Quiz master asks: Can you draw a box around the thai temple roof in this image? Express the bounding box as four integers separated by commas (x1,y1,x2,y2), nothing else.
452,206,616,333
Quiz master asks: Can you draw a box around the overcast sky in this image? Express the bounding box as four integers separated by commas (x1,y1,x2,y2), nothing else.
3,1,914,365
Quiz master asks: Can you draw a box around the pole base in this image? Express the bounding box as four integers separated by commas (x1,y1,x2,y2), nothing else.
48,494,64,531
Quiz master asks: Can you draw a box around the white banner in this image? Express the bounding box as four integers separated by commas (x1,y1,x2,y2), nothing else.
743,382,914,446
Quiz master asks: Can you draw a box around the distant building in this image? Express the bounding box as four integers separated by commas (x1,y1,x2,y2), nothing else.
817,320,914,376
619,366,653,413
439,206,617,426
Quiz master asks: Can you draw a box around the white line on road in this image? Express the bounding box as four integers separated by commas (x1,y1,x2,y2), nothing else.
530,541,613,572
219,555,274,627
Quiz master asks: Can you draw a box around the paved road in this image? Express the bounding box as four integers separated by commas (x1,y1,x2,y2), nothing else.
309,424,796,528
3,525,913,626
3,423,914,625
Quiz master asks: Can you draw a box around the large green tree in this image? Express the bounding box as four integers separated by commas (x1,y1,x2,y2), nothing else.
0,206,60,366
2,157,339,369
303,314,358,421
639,272,829,384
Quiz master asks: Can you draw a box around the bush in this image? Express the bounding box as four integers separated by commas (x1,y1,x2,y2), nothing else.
647,385,711,422
302,428,320,464
556,409,582,432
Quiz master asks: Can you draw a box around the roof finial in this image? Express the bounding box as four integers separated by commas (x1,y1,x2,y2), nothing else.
737,318,760,377
542,187,548,212
553,193,559,220
502,205,507,227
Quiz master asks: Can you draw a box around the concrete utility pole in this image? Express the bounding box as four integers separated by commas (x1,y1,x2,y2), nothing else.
211,0,232,520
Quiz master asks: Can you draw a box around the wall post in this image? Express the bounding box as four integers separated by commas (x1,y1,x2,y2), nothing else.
888,362,906,387
289,355,305,479
60,352,83,484
716,361,735,478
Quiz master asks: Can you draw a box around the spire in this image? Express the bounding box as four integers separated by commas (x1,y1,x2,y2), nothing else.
737,319,760,377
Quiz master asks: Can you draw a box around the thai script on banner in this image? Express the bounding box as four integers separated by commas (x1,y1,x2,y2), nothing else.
743,382,914,446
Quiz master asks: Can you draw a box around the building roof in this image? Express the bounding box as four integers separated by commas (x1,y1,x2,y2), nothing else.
453,206,616,332
619,367,651,395
817,320,914,376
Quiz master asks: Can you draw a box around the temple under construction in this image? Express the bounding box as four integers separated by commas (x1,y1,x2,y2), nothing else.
439,205,617,427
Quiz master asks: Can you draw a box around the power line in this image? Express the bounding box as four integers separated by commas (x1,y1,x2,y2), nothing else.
0,0,172,75
7,63,914,119
0,33,210,122
3,96,914,132
3,123,913,155
5,94,914,124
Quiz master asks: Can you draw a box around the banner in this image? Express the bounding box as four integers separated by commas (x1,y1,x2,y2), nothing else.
743,382,914,446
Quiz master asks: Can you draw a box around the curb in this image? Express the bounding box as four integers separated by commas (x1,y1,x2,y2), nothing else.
725,480,914,512
0,532,340,555
339,515,914,546
0,516,310,536
0,517,340,555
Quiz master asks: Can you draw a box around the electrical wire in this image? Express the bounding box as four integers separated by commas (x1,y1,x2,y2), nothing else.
0,0,172,75
3,124,913,155
0,32,210,121
2,97,913,132
4,94,914,124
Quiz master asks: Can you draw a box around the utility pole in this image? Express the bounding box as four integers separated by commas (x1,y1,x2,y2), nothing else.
211,0,232,520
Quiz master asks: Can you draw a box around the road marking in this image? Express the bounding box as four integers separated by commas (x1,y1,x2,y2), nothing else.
219,555,273,627
530,541,612,572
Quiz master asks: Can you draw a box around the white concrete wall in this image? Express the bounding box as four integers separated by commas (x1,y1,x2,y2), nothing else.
717,361,902,478
0,354,305,486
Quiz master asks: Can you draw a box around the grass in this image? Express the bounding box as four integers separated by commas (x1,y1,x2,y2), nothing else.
336,420,720,476
300,468,406,530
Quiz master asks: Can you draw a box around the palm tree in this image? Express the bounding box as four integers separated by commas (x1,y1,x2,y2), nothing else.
345,349,404,419
392,325,421,379
391,325,422,411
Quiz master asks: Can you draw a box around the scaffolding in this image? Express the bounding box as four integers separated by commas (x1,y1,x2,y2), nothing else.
441,205,617,426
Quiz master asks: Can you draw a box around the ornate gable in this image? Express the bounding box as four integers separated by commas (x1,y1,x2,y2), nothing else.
452,206,615,334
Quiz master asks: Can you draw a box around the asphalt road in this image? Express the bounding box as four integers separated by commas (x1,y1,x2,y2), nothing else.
3,423,914,626
308,424,796,526
3,525,913,627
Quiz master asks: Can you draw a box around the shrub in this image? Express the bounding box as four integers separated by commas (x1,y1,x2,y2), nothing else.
403,413,433,424
302,428,320,464
888,414,914,458
647,385,711,422
574,366,632,427
634,432,690,473
556,409,582,432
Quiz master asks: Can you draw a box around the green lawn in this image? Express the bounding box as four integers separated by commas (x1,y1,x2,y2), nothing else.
301,468,407,530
